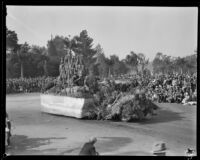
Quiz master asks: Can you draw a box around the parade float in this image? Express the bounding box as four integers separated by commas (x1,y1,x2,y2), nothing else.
40,45,158,121
40,45,92,118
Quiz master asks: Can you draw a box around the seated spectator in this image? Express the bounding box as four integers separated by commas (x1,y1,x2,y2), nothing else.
152,93,159,102
182,92,190,104
191,89,197,101
79,137,99,155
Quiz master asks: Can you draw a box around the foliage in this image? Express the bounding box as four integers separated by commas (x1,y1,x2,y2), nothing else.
73,30,96,73
110,55,120,75
152,52,197,74
6,27,18,52
46,38,60,76
6,27,196,78
47,38,58,57
52,36,66,57
89,63,99,77
16,43,31,78
82,86,159,121
125,51,139,73
137,53,149,74
6,55,20,78
93,44,109,77
29,46,48,76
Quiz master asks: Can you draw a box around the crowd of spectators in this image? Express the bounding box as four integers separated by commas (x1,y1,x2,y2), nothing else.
6,77,56,94
145,74,197,104
6,72,197,104
114,73,197,104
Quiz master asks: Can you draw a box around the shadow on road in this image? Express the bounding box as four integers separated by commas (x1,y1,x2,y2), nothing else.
116,150,152,156
6,135,66,155
40,105,185,127
59,147,81,155
138,108,185,124
96,137,132,153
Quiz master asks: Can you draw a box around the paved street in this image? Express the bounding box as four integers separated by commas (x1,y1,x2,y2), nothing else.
6,93,196,156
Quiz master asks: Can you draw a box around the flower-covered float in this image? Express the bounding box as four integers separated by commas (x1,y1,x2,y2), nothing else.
41,49,158,121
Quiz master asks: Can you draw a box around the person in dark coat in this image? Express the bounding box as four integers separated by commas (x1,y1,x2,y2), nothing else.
6,113,12,146
79,137,99,155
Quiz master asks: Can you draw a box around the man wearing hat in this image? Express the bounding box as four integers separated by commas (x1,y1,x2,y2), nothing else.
79,137,99,156
152,142,167,156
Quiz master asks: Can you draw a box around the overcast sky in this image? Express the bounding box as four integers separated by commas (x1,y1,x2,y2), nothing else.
6,6,198,61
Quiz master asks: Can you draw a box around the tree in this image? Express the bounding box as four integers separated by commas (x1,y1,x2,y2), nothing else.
17,42,31,78
93,44,108,77
63,35,80,56
6,53,20,78
73,30,96,73
6,27,18,53
174,55,196,74
94,44,104,64
152,52,164,74
105,57,114,77
28,45,49,77
6,27,20,78
153,53,174,74
117,60,129,75
125,51,139,74
110,55,120,76
46,37,60,77
137,53,149,74
52,35,66,57
184,54,197,74
89,63,99,77
47,36,58,57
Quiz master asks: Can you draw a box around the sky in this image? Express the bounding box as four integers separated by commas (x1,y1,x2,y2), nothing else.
6,6,198,61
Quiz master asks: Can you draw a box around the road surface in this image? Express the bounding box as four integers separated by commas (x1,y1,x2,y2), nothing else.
5,93,196,156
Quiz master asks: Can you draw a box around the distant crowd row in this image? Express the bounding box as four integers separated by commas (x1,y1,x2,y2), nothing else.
6,77,56,94
6,73,197,104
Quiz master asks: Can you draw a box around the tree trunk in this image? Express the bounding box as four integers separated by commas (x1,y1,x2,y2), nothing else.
108,67,111,78
44,60,47,76
142,65,144,75
20,62,24,78
136,66,138,74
